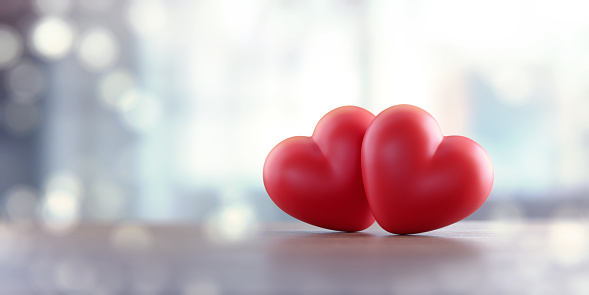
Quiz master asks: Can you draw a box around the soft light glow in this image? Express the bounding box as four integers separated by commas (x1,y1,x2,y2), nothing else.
211,0,262,43
205,203,257,242
120,90,162,132
295,26,362,124
77,27,119,71
40,171,82,234
487,65,535,106
42,191,78,219
98,68,137,108
127,0,167,37
549,221,588,265
117,88,142,112
0,25,23,69
41,189,80,233
44,171,83,197
180,115,232,184
30,17,74,60
86,180,126,220
421,0,541,56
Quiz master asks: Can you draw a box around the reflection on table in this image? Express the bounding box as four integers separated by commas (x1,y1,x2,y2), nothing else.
0,221,587,294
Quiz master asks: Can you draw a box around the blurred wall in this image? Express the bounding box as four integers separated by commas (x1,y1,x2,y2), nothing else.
1,0,589,227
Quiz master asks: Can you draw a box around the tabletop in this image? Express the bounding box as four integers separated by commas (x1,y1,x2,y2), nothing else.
0,220,588,294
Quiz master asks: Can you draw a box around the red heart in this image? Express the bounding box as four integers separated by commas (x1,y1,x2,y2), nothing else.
362,105,493,234
263,106,375,232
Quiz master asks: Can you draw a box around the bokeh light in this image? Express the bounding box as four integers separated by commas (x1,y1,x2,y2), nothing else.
549,221,588,265
85,180,126,220
120,89,162,132
30,17,75,60
77,27,119,71
0,24,23,69
40,171,83,234
205,202,257,242
127,0,167,37
44,171,83,197
98,68,137,108
40,190,80,233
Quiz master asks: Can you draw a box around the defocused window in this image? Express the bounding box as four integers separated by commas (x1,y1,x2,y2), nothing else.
1,0,589,226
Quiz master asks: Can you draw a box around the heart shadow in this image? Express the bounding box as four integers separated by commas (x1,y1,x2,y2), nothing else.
262,231,484,292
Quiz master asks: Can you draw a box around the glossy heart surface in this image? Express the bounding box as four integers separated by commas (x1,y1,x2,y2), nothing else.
362,105,493,234
264,106,375,232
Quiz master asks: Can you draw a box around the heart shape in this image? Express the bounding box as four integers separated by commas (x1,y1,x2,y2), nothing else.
263,106,375,232
361,105,493,234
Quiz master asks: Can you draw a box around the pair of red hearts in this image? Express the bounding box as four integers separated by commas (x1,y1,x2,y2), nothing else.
263,105,493,234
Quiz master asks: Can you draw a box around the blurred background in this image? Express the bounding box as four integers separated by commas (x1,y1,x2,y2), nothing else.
1,0,589,232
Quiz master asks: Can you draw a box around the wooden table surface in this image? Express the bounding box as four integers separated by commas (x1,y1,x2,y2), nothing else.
0,220,588,294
